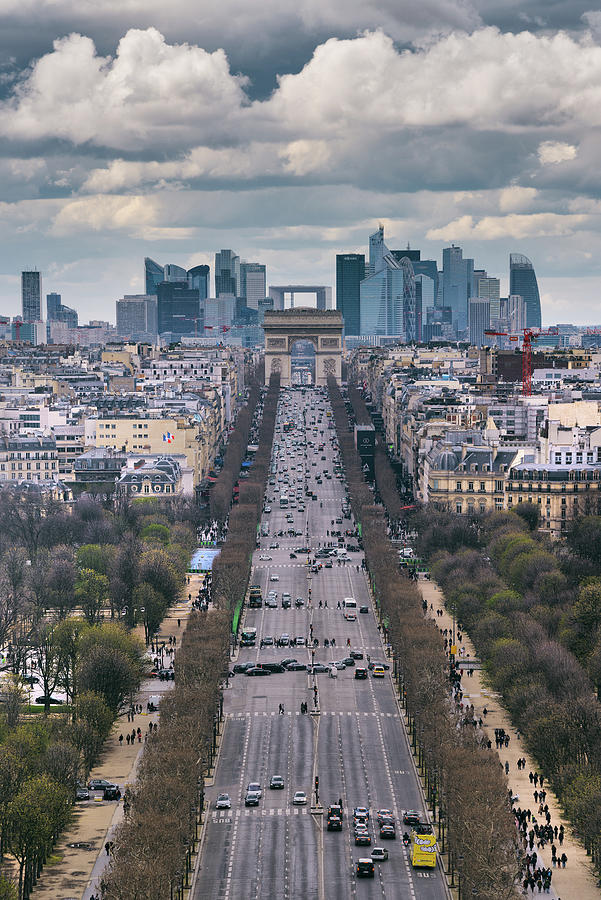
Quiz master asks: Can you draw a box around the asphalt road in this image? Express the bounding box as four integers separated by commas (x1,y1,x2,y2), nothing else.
194,387,448,900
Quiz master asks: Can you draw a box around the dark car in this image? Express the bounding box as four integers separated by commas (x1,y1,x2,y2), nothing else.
327,816,342,831
355,830,371,846
403,810,421,827
246,667,272,676
286,662,307,671
258,662,285,673
356,859,375,878
359,605,369,614
328,804,343,820
245,791,261,807
379,824,396,840
350,650,363,660
295,597,304,607
281,598,291,609
280,658,298,667
368,661,390,671
310,664,331,674
35,695,63,705
260,636,274,647
354,668,368,680
89,778,117,792
270,775,285,789
289,552,297,558
341,657,355,667
233,662,254,674
103,785,121,801
75,784,89,801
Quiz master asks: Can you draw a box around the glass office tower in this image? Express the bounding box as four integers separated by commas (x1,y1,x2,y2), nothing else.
336,254,365,335
510,253,542,328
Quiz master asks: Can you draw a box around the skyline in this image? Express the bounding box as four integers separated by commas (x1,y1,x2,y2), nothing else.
3,6,601,322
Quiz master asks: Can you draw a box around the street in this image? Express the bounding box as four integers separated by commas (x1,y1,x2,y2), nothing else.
194,387,448,900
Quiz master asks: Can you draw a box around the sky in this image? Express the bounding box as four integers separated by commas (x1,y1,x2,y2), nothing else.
2,1,601,324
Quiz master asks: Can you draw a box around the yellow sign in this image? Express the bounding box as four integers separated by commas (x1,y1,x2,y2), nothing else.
411,830,437,868
450,644,457,656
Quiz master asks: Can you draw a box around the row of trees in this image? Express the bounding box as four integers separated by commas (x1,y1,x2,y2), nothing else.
101,376,280,897
328,378,521,898
419,508,601,875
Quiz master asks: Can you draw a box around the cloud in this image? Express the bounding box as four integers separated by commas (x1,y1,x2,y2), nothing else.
1,28,249,150
51,194,160,235
538,140,578,165
498,186,538,212
427,212,588,241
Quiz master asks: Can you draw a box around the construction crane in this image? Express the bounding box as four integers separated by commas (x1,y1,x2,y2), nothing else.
484,327,559,396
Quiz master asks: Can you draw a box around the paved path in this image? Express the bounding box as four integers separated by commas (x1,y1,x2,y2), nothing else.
29,576,203,900
420,577,600,900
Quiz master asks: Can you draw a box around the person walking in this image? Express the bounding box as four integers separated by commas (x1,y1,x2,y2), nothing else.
118,734,123,747
126,733,131,746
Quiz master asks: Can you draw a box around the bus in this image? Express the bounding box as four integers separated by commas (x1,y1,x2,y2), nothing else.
249,586,262,608
343,597,357,621
241,626,257,647
411,824,436,868
279,495,289,508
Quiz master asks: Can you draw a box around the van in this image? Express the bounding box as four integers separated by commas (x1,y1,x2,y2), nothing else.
335,548,348,559
343,597,357,622
328,665,338,678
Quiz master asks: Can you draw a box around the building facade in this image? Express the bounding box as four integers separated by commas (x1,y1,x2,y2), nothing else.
336,253,365,336
510,253,542,329
22,271,41,322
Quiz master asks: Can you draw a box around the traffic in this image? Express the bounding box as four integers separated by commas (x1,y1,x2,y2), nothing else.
193,387,445,900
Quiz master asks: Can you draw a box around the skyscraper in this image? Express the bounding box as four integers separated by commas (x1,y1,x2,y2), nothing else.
163,264,188,282
442,245,474,335
215,250,240,297
22,271,41,322
336,254,365,335
187,265,210,301
360,263,405,336
47,292,61,319
508,294,526,333
469,298,490,347
157,283,202,339
116,295,158,339
240,263,266,310
46,292,78,328
144,257,164,295
510,253,542,328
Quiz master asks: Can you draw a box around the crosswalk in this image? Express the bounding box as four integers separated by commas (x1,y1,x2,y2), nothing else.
228,710,397,719
211,808,310,823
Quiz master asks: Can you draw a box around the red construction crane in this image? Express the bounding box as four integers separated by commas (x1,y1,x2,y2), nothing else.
484,327,559,396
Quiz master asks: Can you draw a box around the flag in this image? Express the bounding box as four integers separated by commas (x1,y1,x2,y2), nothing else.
162,432,174,443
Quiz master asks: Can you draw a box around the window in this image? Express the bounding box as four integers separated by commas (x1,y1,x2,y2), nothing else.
455,503,462,514
468,481,474,492
555,453,562,464
495,480,503,492
456,481,462,491
495,499,503,510
587,452,594,464
577,452,583,464
479,503,486,513
432,479,438,491
479,482,486,492
566,452,572,464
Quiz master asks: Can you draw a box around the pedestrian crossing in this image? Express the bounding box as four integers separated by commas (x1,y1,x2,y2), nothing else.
227,710,398,719
211,808,310,823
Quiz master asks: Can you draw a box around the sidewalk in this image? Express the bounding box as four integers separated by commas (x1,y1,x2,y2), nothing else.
419,577,600,900
29,573,204,900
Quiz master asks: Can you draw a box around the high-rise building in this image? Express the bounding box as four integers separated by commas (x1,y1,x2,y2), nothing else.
360,264,405,337
368,226,386,275
215,250,240,297
442,245,474,335
336,254,365,336
240,263,266,310
508,294,526,333
116,295,158,339
22,271,41,322
163,264,188,282
144,258,164,295
157,283,202,339
46,292,78,329
469,298,491,347
475,273,500,302
187,265,210,301
510,253,542,328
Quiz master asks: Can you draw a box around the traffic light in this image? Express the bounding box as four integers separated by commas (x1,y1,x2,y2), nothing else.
315,776,319,793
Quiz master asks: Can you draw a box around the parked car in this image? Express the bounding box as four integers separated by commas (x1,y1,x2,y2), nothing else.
75,784,89,801
88,778,117,792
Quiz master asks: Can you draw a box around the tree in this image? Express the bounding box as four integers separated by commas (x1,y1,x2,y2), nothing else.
45,547,77,619
0,548,29,648
71,691,113,772
78,646,139,714
52,618,87,708
44,742,79,795
140,524,170,546
132,583,165,644
0,877,17,900
30,625,61,715
110,537,141,626
0,676,26,728
76,543,116,577
75,568,109,625
513,501,540,531
568,516,601,567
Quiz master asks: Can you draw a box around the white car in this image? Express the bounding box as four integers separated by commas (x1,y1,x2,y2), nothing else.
259,555,272,561
293,791,308,805
215,793,231,809
264,506,272,513
270,574,280,582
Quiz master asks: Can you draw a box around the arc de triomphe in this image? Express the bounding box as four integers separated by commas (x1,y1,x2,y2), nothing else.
262,308,343,386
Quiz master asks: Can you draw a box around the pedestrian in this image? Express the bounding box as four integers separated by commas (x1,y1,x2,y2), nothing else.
126,733,131,745
131,729,136,743
505,761,509,775
119,734,123,747
105,841,111,855
178,618,181,627
529,771,534,784
560,853,567,868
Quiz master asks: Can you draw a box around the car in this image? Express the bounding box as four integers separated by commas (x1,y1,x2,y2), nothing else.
371,847,389,862
289,552,297,558
372,665,386,678
260,636,274,647
368,661,390,671
327,816,342,831
356,859,375,878
354,667,368,680
246,667,272,676
259,554,272,561
233,662,254,674
293,636,306,646
376,809,395,825
281,598,291,609
35,695,63,705
295,597,304,607
350,650,364,660
264,506,272,513
88,778,117,792
355,830,371,846
103,785,121,801
270,574,279,582
264,597,277,608
247,782,262,798
215,793,231,809
278,634,290,646
269,542,279,549
310,664,331,674
354,807,370,820
258,662,285,673
245,791,261,807
75,784,89,801
379,824,396,839
341,657,355,667
280,657,298,667
403,810,421,827
293,791,308,805
270,775,285,790
332,660,346,670
325,560,333,568
286,662,307,671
